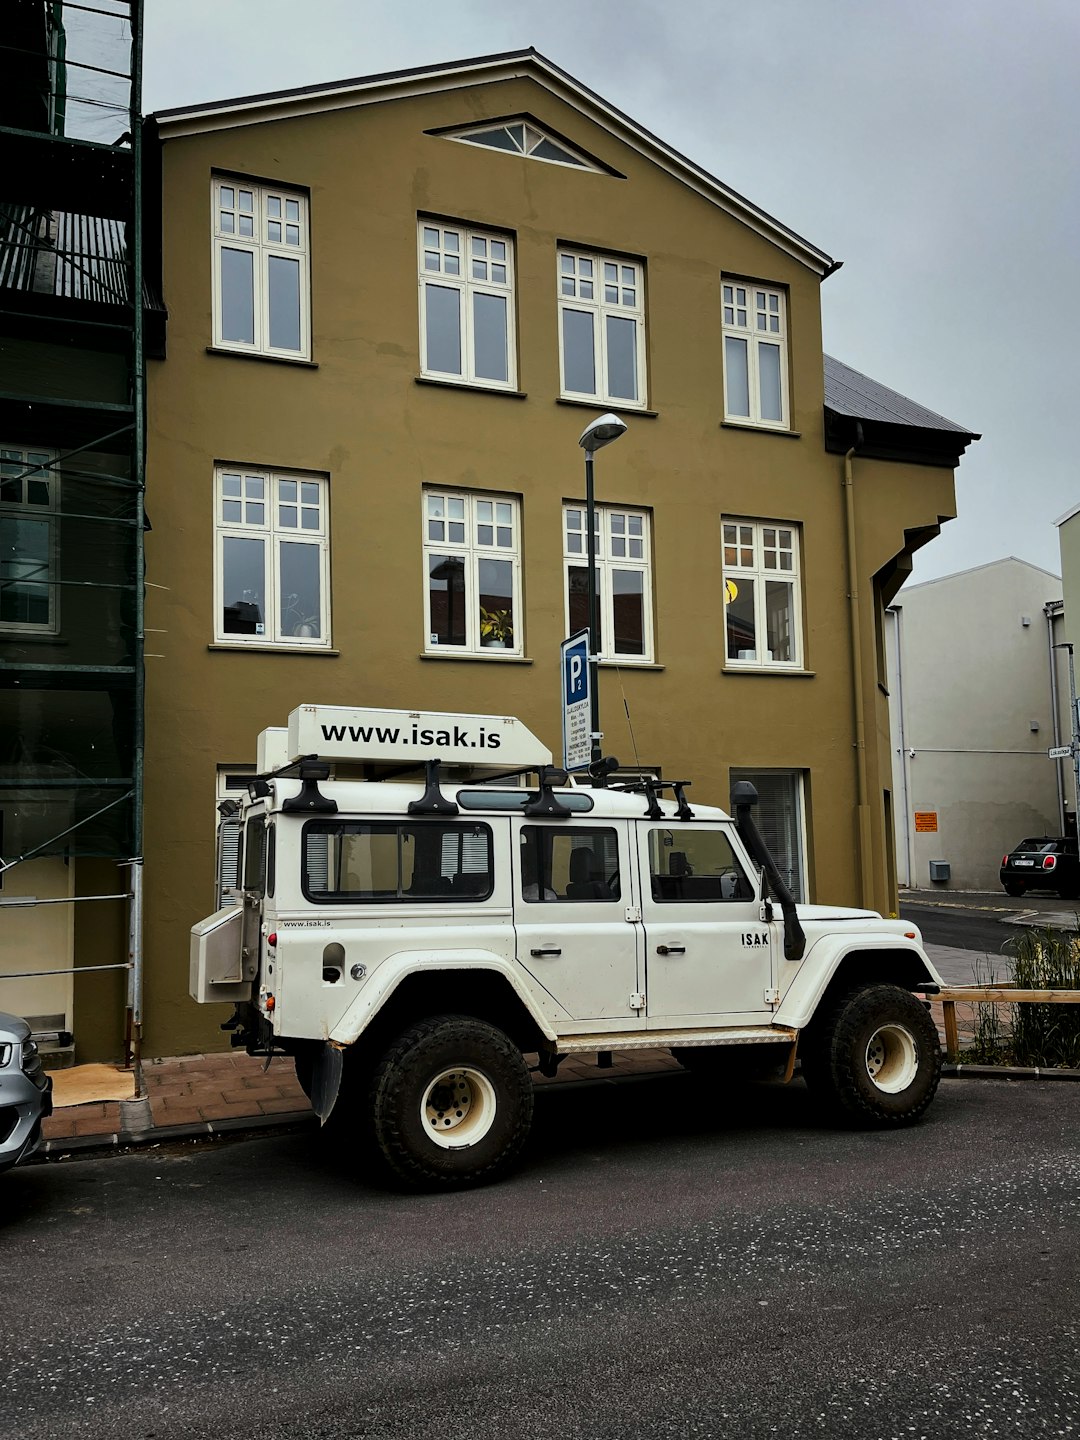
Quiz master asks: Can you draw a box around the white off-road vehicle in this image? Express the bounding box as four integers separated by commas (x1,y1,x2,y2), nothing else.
192,704,943,1189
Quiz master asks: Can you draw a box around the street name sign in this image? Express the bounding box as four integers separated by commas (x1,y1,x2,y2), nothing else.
561,630,591,771
1048,745,1074,759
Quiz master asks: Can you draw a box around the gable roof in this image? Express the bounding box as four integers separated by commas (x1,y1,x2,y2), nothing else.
823,353,978,468
151,48,837,276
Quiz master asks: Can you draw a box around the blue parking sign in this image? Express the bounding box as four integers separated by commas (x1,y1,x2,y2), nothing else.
561,630,591,770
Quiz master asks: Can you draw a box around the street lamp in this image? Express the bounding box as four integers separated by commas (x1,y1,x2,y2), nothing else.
577,413,628,772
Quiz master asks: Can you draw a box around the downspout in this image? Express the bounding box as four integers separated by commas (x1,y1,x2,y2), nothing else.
1046,602,1066,830
889,604,915,888
843,425,874,908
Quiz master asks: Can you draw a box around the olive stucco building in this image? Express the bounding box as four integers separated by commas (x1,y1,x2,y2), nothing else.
130,51,976,1059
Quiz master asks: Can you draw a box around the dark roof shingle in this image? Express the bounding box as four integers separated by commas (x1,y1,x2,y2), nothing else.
824,353,977,437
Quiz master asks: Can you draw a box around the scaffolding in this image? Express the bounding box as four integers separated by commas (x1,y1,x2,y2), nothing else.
0,0,146,1072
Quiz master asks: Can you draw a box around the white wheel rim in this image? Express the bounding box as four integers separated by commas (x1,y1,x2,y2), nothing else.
864,1024,919,1093
421,1066,497,1150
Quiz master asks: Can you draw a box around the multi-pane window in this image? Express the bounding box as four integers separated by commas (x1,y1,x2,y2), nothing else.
0,446,56,632
563,503,652,662
418,222,516,388
558,250,646,407
425,490,521,655
215,466,330,647
448,119,594,170
722,519,801,668
212,178,310,358
721,281,788,428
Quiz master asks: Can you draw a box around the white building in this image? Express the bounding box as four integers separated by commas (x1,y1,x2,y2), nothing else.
885,558,1067,891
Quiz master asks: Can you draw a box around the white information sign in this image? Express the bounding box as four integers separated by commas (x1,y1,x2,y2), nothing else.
287,705,551,770
1048,745,1074,760
561,630,591,771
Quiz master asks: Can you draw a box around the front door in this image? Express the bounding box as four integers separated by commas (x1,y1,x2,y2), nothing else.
512,819,642,1028
638,823,775,1026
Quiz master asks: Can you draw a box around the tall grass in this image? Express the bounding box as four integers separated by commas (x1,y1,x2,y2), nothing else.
1009,927,1080,1069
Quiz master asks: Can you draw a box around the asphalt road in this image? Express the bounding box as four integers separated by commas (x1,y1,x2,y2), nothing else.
3,1074,1079,1439
899,900,1016,957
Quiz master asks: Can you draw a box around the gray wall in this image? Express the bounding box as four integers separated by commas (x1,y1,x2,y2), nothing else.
886,558,1064,891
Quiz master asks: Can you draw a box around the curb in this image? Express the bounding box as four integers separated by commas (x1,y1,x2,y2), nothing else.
32,1065,690,1164
942,1063,1080,1082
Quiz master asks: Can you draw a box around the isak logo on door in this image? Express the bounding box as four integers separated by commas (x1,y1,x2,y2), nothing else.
741,931,768,947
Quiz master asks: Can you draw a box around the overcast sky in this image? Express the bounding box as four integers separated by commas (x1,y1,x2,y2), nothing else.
143,0,1079,586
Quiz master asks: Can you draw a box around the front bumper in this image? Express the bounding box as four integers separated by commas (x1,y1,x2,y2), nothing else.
0,1070,53,1173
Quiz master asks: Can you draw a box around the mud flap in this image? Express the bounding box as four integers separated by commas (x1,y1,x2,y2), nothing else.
310,1042,344,1124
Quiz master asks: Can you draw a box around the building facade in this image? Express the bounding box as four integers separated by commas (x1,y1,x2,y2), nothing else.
885,558,1066,892
138,51,975,1059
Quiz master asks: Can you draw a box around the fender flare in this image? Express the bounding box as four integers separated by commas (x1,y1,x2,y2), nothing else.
774,935,943,1031
328,948,560,1046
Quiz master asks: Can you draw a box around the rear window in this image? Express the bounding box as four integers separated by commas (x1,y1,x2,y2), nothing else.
302,821,493,902
1016,839,1060,853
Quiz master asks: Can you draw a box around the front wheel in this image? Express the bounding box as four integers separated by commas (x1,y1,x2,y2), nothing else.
369,1015,534,1190
801,984,941,1127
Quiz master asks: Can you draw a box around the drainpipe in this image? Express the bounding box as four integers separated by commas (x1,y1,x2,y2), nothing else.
843,426,874,908
889,604,915,888
1046,602,1066,830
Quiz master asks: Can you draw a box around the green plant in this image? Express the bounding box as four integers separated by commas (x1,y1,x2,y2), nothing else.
1009,926,1080,1068
480,606,513,644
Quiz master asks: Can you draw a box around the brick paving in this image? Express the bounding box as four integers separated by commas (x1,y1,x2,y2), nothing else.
41,1046,685,1147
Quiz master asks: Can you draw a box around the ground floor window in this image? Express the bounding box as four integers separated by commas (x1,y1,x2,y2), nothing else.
729,767,806,901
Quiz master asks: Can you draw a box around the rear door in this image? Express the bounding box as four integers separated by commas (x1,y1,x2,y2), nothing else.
638,822,775,1026
512,819,643,1027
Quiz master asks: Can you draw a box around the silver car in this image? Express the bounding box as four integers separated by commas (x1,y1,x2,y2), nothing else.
0,1013,53,1172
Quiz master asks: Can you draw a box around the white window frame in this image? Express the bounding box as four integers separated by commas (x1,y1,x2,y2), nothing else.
721,517,803,670
0,444,58,635
443,118,601,172
211,177,311,360
418,221,516,390
214,465,331,649
721,280,789,429
563,503,654,664
423,489,523,656
558,249,647,409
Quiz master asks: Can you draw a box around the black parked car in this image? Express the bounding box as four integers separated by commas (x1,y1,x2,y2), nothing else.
1000,837,1080,898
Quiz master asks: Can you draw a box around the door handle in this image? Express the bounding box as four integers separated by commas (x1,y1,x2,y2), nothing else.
530,946,562,958
656,944,686,956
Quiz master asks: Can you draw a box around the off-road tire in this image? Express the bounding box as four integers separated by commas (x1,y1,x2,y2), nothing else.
368,1015,533,1190
800,984,941,1127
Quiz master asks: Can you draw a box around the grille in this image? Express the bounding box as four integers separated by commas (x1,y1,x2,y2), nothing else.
0,1107,17,1145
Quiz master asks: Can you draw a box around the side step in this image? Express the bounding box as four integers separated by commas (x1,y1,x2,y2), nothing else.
552,1026,797,1054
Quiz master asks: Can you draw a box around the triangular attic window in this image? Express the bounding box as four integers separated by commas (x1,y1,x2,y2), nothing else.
452,119,594,170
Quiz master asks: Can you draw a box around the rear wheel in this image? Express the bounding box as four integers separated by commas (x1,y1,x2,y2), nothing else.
369,1015,533,1190
801,984,941,1127
1003,882,1025,897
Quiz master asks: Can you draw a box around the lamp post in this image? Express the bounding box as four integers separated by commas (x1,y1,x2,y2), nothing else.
577,412,628,772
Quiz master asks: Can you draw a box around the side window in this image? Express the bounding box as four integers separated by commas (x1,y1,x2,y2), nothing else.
243,815,266,895
302,822,493,902
520,826,620,902
648,827,754,902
